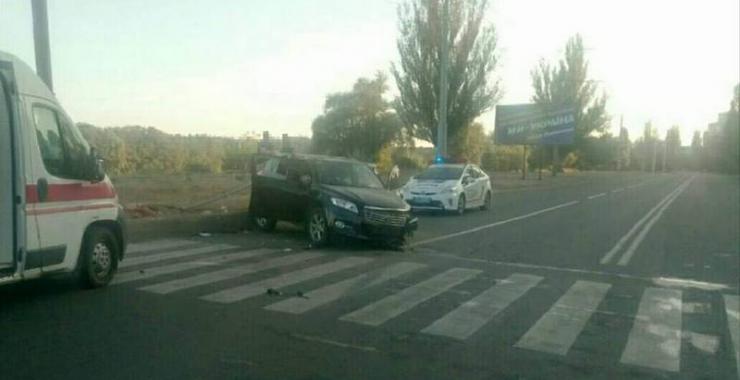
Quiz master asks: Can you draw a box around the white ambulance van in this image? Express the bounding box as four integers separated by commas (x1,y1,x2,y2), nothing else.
0,50,126,288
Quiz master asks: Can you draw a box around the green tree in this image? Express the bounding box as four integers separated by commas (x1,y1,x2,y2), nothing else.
311,73,402,162
635,122,658,172
719,84,739,173
450,122,486,164
531,34,609,157
618,126,631,170
665,126,681,171
690,130,702,170
392,0,501,154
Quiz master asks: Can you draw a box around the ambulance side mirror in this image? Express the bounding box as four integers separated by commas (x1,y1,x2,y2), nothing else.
87,147,106,183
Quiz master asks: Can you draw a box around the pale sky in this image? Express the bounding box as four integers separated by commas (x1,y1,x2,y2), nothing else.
1,0,738,144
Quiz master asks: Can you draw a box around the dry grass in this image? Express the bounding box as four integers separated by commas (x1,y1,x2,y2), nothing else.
112,172,250,218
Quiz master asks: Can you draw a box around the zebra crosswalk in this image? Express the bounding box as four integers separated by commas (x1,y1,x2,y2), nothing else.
118,239,740,377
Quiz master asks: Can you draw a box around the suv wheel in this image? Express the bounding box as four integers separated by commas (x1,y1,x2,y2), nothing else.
253,215,277,232
307,208,330,247
78,227,119,288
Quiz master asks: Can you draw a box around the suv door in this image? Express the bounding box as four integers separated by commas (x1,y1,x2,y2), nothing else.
250,157,287,221
280,159,312,223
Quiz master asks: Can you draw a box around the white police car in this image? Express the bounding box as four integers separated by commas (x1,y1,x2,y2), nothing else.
399,163,492,215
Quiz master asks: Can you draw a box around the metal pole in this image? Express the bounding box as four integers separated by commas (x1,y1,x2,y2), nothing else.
31,0,53,92
552,146,559,176
538,145,543,180
521,145,527,180
436,0,449,160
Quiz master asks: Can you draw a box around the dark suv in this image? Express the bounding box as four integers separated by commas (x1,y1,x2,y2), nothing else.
248,154,418,247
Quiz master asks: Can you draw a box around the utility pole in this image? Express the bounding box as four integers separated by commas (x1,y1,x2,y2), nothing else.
435,0,449,160
521,145,528,180
616,115,623,171
31,0,53,92
662,139,667,172
651,139,657,174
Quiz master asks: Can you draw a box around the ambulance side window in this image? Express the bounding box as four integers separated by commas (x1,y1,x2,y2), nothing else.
32,106,89,179
33,107,66,176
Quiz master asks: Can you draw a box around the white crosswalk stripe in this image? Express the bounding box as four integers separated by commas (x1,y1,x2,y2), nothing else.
120,244,237,268
723,295,740,380
265,262,426,314
126,239,199,255
113,249,275,285
201,257,374,303
422,273,542,340
515,280,610,354
620,287,683,372
340,268,481,327
113,248,739,376
139,252,323,294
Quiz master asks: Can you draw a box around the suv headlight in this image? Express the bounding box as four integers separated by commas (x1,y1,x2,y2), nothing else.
330,197,359,214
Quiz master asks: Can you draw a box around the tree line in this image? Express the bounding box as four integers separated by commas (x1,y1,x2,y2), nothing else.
78,124,259,176
310,0,737,176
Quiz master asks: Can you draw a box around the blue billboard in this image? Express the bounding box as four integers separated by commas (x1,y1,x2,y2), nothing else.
494,104,576,145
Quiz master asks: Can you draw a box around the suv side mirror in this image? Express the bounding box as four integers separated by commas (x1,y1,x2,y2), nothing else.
88,147,105,183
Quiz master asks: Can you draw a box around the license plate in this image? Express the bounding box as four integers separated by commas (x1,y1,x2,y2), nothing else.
414,196,431,204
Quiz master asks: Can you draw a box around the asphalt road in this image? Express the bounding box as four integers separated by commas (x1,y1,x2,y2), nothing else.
1,172,738,380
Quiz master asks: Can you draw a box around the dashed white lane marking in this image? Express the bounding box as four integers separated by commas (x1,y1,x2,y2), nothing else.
265,262,425,314
411,201,580,247
201,257,374,303
139,252,323,294
612,188,625,193
340,268,481,326
120,244,237,268
620,287,682,372
616,177,693,266
723,295,740,379
422,273,542,340
587,193,606,200
113,249,275,285
126,239,199,255
515,280,610,355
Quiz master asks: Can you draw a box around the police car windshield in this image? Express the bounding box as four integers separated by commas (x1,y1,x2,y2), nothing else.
415,166,464,181
317,161,384,189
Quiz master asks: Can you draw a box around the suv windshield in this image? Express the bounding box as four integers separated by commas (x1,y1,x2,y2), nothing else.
317,161,384,189
415,166,464,181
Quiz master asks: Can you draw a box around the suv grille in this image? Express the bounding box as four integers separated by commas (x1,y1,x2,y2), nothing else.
364,208,407,227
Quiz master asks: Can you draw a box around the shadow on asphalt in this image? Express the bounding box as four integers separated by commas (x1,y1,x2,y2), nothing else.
0,276,86,306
